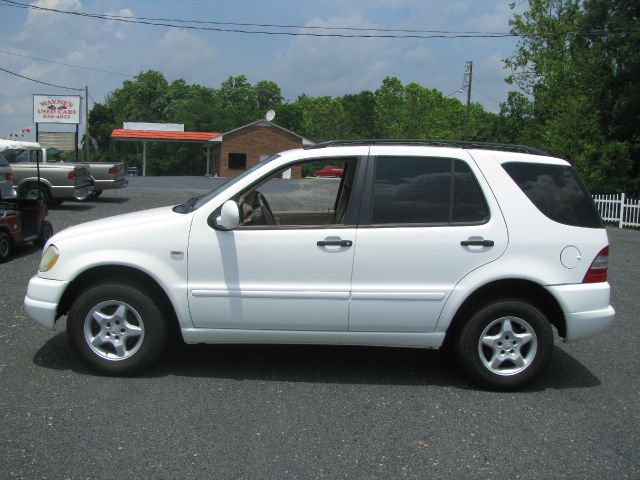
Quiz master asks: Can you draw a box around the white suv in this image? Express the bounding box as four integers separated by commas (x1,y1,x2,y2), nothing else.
24,141,615,390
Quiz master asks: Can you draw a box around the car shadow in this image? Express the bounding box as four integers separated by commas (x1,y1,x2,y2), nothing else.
33,333,601,391
5,243,42,261
91,197,130,204
49,203,94,211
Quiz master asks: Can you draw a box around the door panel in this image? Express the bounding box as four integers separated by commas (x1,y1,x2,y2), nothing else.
348,151,508,333
188,227,356,330
349,223,507,332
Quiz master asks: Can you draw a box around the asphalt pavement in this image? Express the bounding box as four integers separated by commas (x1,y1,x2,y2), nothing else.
1,177,638,479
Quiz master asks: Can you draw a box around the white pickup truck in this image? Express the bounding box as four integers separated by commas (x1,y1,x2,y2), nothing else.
0,140,127,202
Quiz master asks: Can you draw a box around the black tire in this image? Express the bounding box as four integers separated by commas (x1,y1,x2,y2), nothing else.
0,231,11,263
73,190,101,202
454,299,553,391
34,220,53,247
73,191,93,202
66,282,169,376
20,183,51,205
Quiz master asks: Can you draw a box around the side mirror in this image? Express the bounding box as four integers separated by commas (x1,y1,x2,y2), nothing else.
214,200,240,230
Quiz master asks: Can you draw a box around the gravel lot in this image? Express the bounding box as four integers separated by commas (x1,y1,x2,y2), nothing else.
1,178,639,479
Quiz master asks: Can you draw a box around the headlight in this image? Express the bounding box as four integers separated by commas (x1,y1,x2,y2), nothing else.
39,245,60,272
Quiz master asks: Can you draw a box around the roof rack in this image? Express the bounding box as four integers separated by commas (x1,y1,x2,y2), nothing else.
305,139,551,156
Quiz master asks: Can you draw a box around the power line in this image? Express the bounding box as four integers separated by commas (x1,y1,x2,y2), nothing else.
0,0,636,40
473,85,503,106
0,66,83,91
0,49,134,77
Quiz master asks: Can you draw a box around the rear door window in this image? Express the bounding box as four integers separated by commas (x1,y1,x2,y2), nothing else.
502,162,603,228
371,156,489,225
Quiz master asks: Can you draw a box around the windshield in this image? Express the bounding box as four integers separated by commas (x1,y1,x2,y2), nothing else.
173,153,281,213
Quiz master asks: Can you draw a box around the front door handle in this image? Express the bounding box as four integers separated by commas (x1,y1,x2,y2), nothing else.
317,239,353,247
461,238,494,247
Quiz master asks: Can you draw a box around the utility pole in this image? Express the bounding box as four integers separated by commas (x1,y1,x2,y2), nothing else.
463,60,473,141
85,85,90,162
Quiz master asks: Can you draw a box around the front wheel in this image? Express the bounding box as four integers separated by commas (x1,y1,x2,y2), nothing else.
454,299,553,391
66,283,169,375
0,231,11,263
34,220,53,247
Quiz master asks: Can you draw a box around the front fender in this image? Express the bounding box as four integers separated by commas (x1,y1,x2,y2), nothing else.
41,249,192,329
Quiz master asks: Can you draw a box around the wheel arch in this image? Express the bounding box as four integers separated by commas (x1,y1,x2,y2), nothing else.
444,279,566,345
0,225,12,238
57,265,181,336
18,177,53,190
18,179,53,200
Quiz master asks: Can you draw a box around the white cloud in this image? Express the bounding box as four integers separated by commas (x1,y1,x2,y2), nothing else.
404,46,435,67
19,0,82,40
465,2,516,32
140,29,218,85
270,15,395,97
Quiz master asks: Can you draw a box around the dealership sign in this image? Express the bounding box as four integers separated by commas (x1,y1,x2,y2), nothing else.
33,94,81,124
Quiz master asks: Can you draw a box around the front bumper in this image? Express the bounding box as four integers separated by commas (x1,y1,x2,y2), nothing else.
24,275,69,330
547,283,616,342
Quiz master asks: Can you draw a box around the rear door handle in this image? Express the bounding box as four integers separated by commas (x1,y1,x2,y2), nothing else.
461,239,494,247
317,239,353,247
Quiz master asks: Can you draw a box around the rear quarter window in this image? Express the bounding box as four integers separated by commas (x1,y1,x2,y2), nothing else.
502,162,603,228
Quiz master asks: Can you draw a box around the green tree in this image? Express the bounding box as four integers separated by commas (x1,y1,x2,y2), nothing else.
255,80,283,113
374,77,406,138
296,94,348,141
503,0,640,193
108,70,170,122
340,91,377,139
86,103,117,157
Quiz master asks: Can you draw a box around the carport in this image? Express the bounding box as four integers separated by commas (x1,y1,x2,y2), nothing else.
111,128,220,176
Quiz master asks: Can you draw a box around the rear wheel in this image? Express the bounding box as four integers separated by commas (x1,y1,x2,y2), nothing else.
73,191,93,202
20,183,51,205
0,231,11,263
73,190,102,202
66,283,169,376
454,299,553,391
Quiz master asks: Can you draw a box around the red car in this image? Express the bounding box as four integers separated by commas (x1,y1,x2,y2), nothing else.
314,165,344,177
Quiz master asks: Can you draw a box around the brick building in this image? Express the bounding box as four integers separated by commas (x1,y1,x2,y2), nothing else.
210,120,312,178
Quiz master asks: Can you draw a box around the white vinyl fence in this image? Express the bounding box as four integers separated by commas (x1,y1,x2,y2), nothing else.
593,193,640,228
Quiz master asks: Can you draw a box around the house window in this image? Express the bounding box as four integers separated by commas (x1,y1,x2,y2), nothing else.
228,153,247,170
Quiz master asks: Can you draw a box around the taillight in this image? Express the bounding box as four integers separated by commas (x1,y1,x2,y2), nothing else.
108,166,117,175
583,247,609,283
68,171,77,181
4,172,11,181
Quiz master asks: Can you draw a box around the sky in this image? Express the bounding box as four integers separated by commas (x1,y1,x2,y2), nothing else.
0,0,526,142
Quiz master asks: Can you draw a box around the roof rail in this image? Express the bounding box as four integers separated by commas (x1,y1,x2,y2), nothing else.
305,139,551,156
